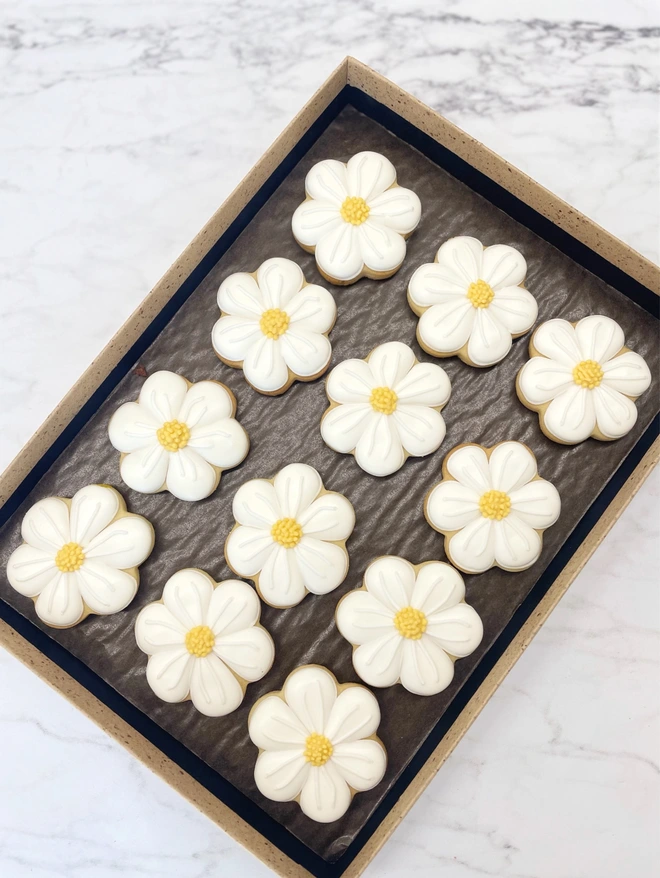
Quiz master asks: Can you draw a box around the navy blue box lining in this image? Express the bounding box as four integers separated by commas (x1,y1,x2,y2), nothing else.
1,84,657,878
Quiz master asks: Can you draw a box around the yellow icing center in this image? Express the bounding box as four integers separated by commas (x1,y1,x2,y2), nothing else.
466,279,495,308
271,517,302,548
185,625,215,658
55,542,85,572
340,196,370,225
260,307,290,339
573,359,604,389
157,419,190,452
479,489,511,520
393,606,427,640
370,386,398,415
304,733,334,766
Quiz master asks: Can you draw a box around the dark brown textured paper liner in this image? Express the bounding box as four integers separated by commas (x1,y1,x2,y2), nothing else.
0,106,658,862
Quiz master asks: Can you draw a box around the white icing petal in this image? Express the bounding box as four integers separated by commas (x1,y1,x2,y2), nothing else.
357,220,406,274
35,574,84,627
178,380,234,428
69,485,120,546
214,627,274,682
120,444,169,494
393,404,446,457
445,445,492,493
138,371,188,423
108,402,159,453
489,285,538,334
258,544,306,608
299,493,355,541
418,300,475,354
326,359,374,404
425,604,483,658
283,665,337,734
294,537,348,595
305,159,348,204
364,556,416,612
189,653,245,717
467,308,513,366
593,384,639,439
531,319,581,367
574,314,625,364
162,569,214,629
314,223,364,283
354,413,405,477
212,315,263,363
324,686,381,744
447,517,496,574
336,591,395,646
164,448,218,502
254,750,309,801
481,244,527,290
493,517,542,571
542,385,596,444
352,634,404,688
425,481,481,532
232,478,280,529
83,515,153,569
188,417,248,469
367,187,421,234
489,441,538,493
394,361,451,407
273,463,322,518
21,497,70,553
517,356,574,405
601,351,652,397
145,648,193,703
257,257,304,310
135,602,186,653
368,341,417,388
225,527,275,578
321,404,374,453
291,199,343,247
207,580,260,637
286,285,337,334
249,695,308,751
331,739,387,792
408,261,469,306
399,636,456,696
217,272,265,318
346,151,397,200
279,327,332,379
243,336,290,394
436,236,483,285
509,480,561,529
6,545,58,596
299,762,352,823
410,562,466,615
76,562,137,616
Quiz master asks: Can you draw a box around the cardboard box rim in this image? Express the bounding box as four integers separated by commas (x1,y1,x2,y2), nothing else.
0,58,658,878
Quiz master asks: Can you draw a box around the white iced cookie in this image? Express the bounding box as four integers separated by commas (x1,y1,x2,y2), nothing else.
408,236,538,367
248,665,387,823
212,257,336,395
6,484,154,628
291,151,421,285
320,341,451,477
425,441,561,574
336,557,483,696
135,568,274,717
517,315,652,444
225,463,355,608
108,370,249,501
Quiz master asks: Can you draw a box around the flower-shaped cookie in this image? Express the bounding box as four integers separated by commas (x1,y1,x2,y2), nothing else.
248,665,387,823
6,484,154,628
517,315,652,444
320,341,451,477
408,236,538,367
225,463,355,608
425,442,561,574
337,557,483,696
135,569,274,717
108,370,249,501
212,257,337,395
291,151,422,285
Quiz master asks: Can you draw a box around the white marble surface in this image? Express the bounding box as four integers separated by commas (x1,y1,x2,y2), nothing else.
0,1,658,876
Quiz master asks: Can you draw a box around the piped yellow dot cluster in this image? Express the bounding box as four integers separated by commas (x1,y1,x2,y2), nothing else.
185,625,215,658
157,419,190,452
393,606,428,640
572,359,604,389
370,386,398,415
55,542,86,573
260,308,290,339
340,196,370,226
466,279,495,309
479,489,511,520
271,517,303,548
304,732,334,766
